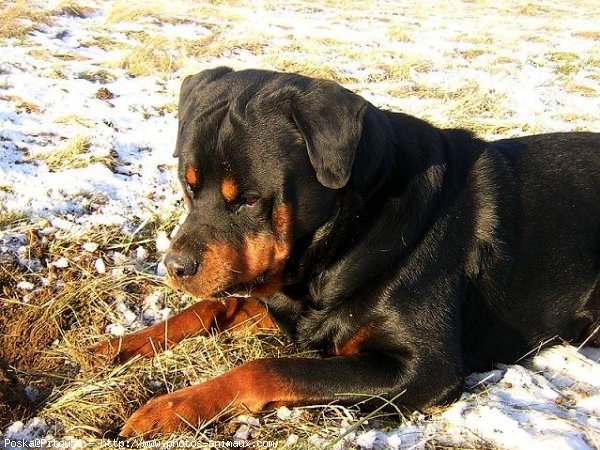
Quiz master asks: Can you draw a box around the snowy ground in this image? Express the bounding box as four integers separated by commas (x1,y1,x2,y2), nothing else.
1,0,600,448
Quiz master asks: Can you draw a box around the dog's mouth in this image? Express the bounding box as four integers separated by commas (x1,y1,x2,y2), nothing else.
212,272,269,298
167,266,281,300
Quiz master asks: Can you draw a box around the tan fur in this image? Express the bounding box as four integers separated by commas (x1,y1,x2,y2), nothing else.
185,166,199,186
169,204,293,298
220,176,238,201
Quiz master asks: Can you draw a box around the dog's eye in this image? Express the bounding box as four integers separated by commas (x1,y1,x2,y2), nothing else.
245,197,259,207
235,194,260,213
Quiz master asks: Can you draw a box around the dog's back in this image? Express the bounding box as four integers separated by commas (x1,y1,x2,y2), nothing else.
461,132,600,370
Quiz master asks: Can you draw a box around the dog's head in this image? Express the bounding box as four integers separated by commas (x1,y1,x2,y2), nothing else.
164,67,367,298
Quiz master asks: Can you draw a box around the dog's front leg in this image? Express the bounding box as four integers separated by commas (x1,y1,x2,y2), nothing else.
92,297,277,363
119,351,461,438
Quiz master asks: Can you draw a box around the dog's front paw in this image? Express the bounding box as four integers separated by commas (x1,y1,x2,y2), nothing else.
90,333,156,364
119,383,232,438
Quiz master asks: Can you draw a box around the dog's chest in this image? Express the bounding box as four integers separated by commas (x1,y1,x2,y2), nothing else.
266,292,364,352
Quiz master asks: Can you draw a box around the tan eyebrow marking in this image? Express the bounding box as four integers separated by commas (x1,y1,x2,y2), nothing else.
185,166,200,186
221,176,238,201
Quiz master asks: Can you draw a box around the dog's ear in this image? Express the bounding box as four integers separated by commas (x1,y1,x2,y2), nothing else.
174,67,234,157
291,79,367,189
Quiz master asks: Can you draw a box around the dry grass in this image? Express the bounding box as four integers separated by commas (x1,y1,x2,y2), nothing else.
54,114,96,128
458,48,488,60
443,81,521,135
0,1,53,39
57,0,96,18
559,112,598,123
28,48,90,62
106,1,180,24
387,24,413,42
387,84,446,100
574,31,600,41
492,55,521,66
45,65,66,79
116,36,178,77
31,135,115,172
546,51,581,76
525,34,550,44
188,3,243,23
4,95,44,114
1,222,122,421
564,82,597,97
584,55,600,68
0,183,15,194
193,33,267,60
1,238,169,424
77,68,117,83
456,33,495,46
0,218,350,444
368,54,432,83
447,82,508,115
265,53,357,83
80,35,129,52
156,102,178,116
113,29,262,78
517,3,553,16
0,209,27,229
0,215,401,445
48,329,304,439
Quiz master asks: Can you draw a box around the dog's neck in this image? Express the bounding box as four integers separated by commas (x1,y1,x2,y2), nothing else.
352,106,453,197
284,113,467,308
282,188,362,287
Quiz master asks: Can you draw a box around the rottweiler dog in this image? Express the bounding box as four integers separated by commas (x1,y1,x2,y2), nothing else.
95,67,600,438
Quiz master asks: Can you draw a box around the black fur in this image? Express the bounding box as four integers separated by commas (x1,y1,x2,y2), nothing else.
168,67,600,410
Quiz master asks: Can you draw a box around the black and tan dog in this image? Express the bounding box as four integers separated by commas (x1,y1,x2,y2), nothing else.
95,67,600,437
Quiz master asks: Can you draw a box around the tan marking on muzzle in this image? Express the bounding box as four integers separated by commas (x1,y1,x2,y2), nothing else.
168,242,238,298
272,204,292,239
238,205,293,295
167,204,294,298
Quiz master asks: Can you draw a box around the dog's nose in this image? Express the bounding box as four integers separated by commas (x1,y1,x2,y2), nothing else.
164,252,199,278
